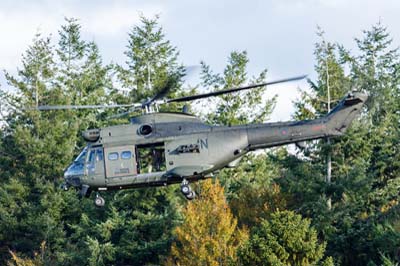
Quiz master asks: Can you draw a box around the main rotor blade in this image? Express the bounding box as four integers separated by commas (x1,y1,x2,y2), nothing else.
142,75,180,107
36,104,136,110
107,110,135,119
143,83,172,106
166,75,307,103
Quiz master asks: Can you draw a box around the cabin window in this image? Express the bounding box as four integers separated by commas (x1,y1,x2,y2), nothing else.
108,152,118,161
121,151,132,159
138,124,153,136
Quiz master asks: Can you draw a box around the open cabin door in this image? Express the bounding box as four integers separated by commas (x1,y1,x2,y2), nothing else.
104,145,137,179
136,143,166,173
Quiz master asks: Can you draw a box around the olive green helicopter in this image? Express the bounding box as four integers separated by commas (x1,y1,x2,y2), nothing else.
38,75,367,207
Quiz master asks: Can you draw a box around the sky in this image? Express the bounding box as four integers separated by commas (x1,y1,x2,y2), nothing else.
1,0,399,121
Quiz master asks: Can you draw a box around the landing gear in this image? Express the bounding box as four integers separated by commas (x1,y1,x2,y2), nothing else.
180,179,196,200
80,184,91,198
60,183,69,191
94,193,105,207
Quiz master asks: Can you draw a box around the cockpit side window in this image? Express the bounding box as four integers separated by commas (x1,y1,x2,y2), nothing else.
88,150,96,166
87,147,105,176
97,149,103,161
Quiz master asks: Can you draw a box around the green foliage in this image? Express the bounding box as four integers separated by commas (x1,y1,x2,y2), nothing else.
220,153,286,227
380,252,400,266
288,23,400,266
0,16,181,266
115,15,186,113
200,51,276,125
238,210,328,266
294,27,350,121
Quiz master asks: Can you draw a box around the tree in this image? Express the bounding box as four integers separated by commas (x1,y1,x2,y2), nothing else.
115,15,186,112
200,51,276,126
166,179,248,266
199,51,283,230
0,18,113,265
330,23,400,265
219,153,286,227
287,23,400,265
238,210,331,266
56,17,111,131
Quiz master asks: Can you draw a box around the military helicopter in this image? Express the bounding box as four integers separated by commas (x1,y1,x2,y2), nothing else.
38,75,367,207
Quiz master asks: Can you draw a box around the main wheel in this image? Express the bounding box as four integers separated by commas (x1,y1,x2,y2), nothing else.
94,196,105,207
185,191,196,200
181,184,191,195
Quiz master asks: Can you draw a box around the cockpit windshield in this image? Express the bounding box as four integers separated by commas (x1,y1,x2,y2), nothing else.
74,147,88,164
64,147,88,180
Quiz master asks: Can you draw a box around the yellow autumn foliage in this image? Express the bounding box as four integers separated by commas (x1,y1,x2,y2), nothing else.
165,179,248,266
7,242,45,266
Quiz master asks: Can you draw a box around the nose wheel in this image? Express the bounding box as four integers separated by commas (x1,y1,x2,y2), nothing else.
181,179,196,200
94,193,105,207
60,183,69,191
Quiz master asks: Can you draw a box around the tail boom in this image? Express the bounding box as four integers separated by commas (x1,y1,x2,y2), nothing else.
245,92,368,150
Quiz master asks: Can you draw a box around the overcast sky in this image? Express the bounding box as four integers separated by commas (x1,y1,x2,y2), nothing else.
1,0,399,120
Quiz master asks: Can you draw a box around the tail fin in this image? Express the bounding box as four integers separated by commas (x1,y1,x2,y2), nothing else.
325,92,368,136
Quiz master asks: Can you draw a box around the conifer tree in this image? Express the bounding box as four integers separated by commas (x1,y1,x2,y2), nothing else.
238,210,331,266
116,15,185,109
0,31,72,265
286,23,400,265
200,51,276,126
198,51,290,254
0,18,113,265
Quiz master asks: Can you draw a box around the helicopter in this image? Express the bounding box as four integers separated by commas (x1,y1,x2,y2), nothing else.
38,75,368,207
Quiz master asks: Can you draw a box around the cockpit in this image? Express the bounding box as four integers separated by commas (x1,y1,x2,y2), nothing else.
63,143,167,191
64,147,88,187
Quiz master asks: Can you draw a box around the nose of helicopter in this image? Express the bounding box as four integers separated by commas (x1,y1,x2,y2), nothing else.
63,163,84,188
63,173,82,187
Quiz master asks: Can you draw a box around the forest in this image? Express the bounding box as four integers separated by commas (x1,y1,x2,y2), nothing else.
0,16,399,266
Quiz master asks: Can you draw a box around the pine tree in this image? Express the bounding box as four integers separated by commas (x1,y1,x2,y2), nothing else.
199,51,282,229
116,15,186,111
200,51,276,126
286,23,400,265
238,210,331,266
0,31,71,264
0,18,113,265
332,23,400,265
219,153,286,227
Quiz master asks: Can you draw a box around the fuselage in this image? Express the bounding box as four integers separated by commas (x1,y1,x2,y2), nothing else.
64,92,368,193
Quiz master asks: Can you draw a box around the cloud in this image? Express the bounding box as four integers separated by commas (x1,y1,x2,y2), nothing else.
81,4,163,36
0,1,163,71
0,10,61,70
1,0,400,120
264,79,309,121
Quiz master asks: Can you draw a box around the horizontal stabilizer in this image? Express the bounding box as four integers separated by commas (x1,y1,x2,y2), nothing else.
326,91,368,135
